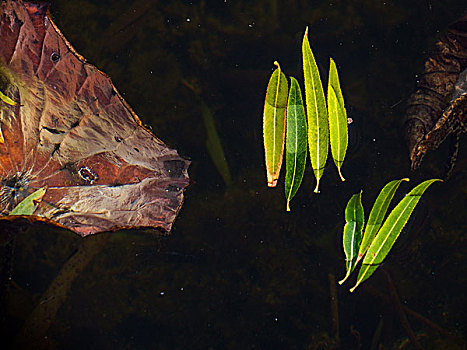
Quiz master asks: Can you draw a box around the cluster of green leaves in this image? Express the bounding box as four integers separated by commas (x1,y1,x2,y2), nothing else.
339,179,441,292
262,29,441,292
263,28,348,211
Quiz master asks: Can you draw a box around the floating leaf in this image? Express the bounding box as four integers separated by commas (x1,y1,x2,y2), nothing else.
339,191,364,285
263,61,288,187
285,77,307,211
302,27,328,193
327,58,347,181
0,1,190,236
200,100,232,186
9,187,47,216
350,179,441,292
0,89,17,106
356,178,409,264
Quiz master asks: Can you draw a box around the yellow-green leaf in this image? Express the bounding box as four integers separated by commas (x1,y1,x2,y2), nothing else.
263,61,288,187
339,191,364,285
302,27,328,193
350,179,441,292
356,178,409,264
9,187,47,216
327,58,347,181
0,89,17,106
285,77,307,211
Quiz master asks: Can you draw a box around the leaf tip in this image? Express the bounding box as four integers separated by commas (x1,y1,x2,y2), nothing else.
349,285,357,293
338,167,345,182
267,179,278,187
286,201,291,212
0,90,18,106
273,61,281,71
304,26,309,37
313,180,320,193
338,276,347,285
267,172,278,187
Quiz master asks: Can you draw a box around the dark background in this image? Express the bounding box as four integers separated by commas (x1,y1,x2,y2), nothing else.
1,1,466,349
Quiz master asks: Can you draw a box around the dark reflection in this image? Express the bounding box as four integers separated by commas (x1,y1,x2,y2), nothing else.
163,159,187,178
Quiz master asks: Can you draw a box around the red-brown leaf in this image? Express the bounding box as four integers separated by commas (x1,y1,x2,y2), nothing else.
0,1,189,236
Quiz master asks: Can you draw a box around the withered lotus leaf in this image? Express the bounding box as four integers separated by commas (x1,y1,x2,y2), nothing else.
405,14,467,170
0,0,190,236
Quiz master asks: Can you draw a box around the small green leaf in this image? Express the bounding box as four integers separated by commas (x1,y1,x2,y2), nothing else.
350,179,441,292
327,58,347,181
285,77,307,211
339,191,364,284
356,178,409,264
9,187,47,216
302,27,328,193
263,61,288,187
0,89,17,106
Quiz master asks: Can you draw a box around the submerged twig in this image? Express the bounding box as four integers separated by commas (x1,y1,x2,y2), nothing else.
328,273,340,347
382,270,424,350
15,233,110,349
363,285,455,340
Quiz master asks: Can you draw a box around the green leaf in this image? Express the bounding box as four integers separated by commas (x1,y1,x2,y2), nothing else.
285,77,307,211
9,187,47,216
338,191,364,284
327,58,347,181
200,100,232,186
350,179,441,292
263,61,288,187
302,27,328,193
0,89,17,106
357,178,409,264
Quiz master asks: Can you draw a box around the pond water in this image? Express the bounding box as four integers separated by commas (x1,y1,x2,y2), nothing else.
1,1,466,349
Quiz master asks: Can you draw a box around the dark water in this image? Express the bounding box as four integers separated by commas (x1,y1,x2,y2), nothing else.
1,1,466,349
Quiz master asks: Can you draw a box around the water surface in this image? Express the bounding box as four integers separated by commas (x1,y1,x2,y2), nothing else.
1,1,466,349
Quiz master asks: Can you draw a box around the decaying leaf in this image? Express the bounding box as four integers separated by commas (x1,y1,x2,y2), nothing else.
0,1,189,236
405,14,467,171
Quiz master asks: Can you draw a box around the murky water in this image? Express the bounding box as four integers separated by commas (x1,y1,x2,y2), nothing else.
1,1,466,349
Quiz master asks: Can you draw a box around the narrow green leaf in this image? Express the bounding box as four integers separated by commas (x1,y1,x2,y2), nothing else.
327,58,347,181
9,187,47,216
350,179,441,292
285,77,307,211
200,100,232,186
263,61,288,187
302,27,328,193
0,89,17,106
356,178,409,264
338,191,364,284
